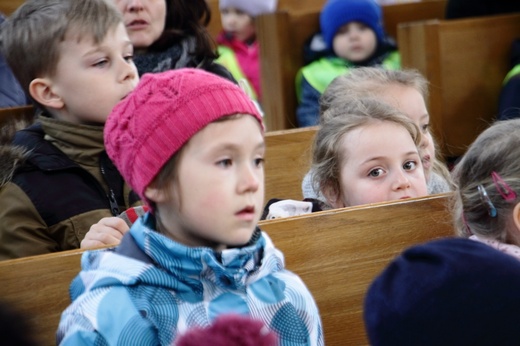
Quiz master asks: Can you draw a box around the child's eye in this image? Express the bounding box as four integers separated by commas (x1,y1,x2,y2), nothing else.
368,168,384,177
254,158,265,167
403,161,417,171
217,159,232,167
422,123,430,132
124,54,134,63
93,59,108,68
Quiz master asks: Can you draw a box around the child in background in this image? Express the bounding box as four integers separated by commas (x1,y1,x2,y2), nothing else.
312,98,427,209
452,119,520,260
302,67,452,200
364,237,520,346
296,0,400,127
216,0,278,102
57,69,323,345
0,0,140,260
263,98,428,219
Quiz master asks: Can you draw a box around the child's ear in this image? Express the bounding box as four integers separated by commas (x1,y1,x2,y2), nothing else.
512,202,520,232
322,185,346,209
144,185,169,204
29,78,64,110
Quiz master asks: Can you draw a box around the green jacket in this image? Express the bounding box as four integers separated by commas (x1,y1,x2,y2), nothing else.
216,46,258,100
296,52,401,101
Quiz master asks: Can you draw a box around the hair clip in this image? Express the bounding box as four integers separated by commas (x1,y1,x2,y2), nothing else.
491,171,517,202
477,185,497,218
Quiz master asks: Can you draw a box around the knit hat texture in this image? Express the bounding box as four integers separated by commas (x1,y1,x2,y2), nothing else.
105,68,263,200
219,0,278,17
320,0,385,50
364,238,520,346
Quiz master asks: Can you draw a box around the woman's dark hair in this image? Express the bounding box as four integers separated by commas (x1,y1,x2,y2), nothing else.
149,0,217,63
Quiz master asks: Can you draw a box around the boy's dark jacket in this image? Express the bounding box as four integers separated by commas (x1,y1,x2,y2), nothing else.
0,116,140,260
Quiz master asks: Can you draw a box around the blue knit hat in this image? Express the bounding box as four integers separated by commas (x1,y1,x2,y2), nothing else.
320,0,384,50
364,238,520,346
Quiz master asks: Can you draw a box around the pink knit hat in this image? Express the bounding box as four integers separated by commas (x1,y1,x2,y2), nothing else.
105,68,263,200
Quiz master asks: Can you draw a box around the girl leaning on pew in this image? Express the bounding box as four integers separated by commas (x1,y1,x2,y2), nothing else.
264,67,454,219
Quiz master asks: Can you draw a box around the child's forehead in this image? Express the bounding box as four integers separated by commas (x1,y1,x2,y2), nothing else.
337,21,370,31
343,121,409,145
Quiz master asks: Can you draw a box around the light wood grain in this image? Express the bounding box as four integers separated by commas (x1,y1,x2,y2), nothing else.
260,193,455,345
264,126,317,201
0,193,454,346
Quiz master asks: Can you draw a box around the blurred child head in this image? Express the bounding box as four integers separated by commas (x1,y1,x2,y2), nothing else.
105,68,264,251
319,67,451,186
320,0,384,62
452,119,520,245
175,314,278,346
312,98,427,208
219,0,278,42
0,0,138,124
364,237,520,346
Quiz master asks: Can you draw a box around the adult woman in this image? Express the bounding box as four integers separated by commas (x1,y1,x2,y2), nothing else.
113,0,232,78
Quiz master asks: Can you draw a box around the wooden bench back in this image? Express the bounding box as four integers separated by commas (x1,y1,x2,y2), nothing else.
0,193,454,346
398,13,520,157
264,126,317,201
262,193,454,345
257,0,447,131
0,0,21,15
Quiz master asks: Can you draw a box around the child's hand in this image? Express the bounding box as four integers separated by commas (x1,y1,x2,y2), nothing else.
80,217,129,249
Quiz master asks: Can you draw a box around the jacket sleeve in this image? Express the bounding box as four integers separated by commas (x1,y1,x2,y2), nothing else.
281,270,325,346
296,76,321,127
0,183,59,260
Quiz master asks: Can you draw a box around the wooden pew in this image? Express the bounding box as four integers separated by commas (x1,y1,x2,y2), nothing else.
257,0,447,131
264,126,317,201
263,193,454,345
0,0,21,15
397,13,520,157
0,193,454,346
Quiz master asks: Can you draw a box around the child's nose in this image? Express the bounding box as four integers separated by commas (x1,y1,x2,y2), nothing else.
239,165,261,193
392,171,411,191
420,133,431,150
121,61,138,83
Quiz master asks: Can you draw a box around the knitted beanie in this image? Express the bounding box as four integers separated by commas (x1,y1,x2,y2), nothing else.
320,0,385,50
364,238,520,346
105,68,263,201
219,0,278,17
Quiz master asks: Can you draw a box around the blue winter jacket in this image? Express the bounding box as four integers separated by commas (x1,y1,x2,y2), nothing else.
57,213,324,345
